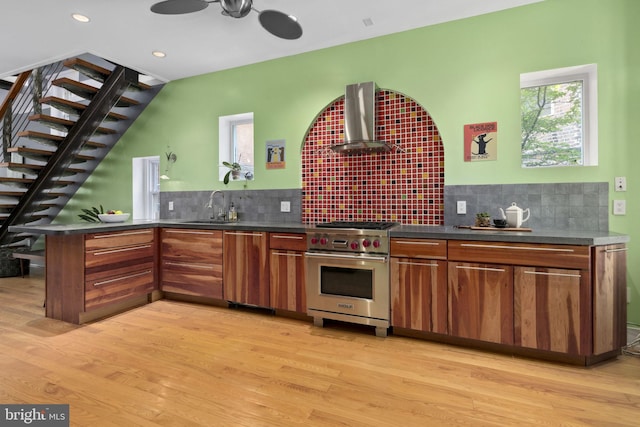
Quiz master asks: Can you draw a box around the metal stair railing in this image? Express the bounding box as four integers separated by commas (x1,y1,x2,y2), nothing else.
0,60,66,163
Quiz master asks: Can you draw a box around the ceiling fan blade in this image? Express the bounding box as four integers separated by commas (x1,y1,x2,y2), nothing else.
258,10,302,40
150,0,212,15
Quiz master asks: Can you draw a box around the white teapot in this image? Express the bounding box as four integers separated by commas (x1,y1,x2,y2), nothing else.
499,202,530,228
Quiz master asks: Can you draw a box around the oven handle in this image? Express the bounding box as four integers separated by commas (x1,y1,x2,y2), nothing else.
305,252,388,263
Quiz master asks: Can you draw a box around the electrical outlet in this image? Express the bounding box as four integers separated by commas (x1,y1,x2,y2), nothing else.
614,176,627,192
168,201,174,211
456,200,467,215
613,200,626,215
280,201,291,212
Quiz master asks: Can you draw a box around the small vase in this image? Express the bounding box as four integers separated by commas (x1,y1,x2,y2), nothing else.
475,217,491,227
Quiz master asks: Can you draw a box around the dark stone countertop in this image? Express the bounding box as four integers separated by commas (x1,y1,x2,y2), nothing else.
9,221,628,246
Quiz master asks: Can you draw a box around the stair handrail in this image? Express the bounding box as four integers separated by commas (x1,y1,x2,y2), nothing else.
0,61,67,162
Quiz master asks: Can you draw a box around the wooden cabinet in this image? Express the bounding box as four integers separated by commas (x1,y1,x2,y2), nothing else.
592,244,628,355
84,229,156,311
45,227,157,324
160,228,223,299
269,233,306,313
448,262,514,345
223,230,269,307
514,266,589,355
390,238,447,333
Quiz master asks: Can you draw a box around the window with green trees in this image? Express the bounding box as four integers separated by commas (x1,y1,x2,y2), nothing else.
520,64,597,168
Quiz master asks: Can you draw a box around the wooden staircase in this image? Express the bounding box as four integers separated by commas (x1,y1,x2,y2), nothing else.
0,54,163,254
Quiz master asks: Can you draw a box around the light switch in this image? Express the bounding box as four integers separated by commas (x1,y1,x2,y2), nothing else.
456,201,467,215
168,201,174,211
280,201,291,212
613,200,626,215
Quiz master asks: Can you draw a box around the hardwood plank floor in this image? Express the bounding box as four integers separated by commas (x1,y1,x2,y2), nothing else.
1,267,639,426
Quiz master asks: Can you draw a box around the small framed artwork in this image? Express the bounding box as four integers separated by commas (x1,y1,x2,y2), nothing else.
464,122,497,162
266,139,286,169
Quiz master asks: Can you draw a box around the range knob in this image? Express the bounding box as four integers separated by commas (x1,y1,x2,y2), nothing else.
373,239,381,248
310,237,319,245
362,239,371,248
350,241,360,250
319,237,328,245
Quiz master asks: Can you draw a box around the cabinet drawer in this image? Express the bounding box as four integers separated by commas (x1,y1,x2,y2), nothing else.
85,229,154,250
391,238,447,259
448,240,590,270
161,261,223,299
161,228,223,264
85,262,154,310
269,233,306,251
85,243,155,269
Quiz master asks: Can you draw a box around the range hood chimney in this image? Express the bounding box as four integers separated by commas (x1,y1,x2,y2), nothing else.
331,82,391,154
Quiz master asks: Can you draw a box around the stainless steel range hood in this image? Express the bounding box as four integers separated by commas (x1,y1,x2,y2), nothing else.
331,82,391,154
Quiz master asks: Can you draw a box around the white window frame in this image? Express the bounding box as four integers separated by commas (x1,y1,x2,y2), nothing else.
218,112,254,182
520,63,598,167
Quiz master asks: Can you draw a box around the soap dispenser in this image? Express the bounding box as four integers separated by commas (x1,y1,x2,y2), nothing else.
228,202,237,222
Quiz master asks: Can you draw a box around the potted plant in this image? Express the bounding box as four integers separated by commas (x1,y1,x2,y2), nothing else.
222,161,242,184
475,212,491,227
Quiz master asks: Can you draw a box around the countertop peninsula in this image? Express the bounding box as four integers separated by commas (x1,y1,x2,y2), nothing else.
9,220,629,246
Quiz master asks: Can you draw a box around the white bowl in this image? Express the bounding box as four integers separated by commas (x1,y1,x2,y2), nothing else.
98,213,130,223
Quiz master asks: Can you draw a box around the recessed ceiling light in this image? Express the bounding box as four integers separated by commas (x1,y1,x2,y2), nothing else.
71,13,90,23
152,51,166,58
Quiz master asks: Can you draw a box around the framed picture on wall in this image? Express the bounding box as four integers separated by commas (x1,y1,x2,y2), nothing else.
266,139,286,169
464,122,497,162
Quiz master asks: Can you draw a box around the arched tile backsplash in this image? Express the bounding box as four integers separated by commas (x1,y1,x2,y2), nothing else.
301,89,445,225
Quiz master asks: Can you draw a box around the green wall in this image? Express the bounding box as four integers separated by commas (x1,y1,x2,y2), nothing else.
57,0,639,323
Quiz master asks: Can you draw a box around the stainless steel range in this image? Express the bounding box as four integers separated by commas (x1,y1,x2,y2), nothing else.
305,221,396,337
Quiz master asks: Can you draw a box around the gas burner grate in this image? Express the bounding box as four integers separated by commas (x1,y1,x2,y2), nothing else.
315,221,397,230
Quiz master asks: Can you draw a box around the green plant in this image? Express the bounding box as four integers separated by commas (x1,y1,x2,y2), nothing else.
79,205,104,222
222,161,242,185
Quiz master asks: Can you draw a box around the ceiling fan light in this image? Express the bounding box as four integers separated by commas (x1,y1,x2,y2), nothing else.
220,0,253,18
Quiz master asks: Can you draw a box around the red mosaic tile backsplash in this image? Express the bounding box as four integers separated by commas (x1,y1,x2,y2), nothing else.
301,90,445,225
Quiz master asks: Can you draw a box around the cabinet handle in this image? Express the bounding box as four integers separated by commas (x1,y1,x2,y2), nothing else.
455,265,506,272
272,252,302,257
92,244,152,256
604,248,627,253
395,240,440,246
164,261,214,270
93,270,151,286
523,270,581,278
396,261,438,267
272,235,304,240
91,230,151,239
165,230,215,236
460,243,575,253
225,231,263,237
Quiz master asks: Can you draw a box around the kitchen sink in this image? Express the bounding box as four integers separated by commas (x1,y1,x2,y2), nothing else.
180,219,239,224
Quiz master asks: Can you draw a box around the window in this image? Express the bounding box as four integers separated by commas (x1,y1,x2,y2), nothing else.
520,64,597,167
218,112,254,181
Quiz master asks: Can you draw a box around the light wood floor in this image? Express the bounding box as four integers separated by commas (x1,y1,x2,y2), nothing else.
1,267,639,426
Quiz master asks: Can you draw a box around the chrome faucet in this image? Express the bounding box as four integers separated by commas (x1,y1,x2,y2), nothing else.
206,190,225,220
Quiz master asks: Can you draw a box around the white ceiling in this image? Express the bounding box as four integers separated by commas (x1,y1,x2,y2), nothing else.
1,0,542,83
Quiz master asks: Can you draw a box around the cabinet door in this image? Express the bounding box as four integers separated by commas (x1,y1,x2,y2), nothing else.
592,244,627,354
160,229,223,298
391,258,447,333
223,231,269,306
270,250,305,312
448,262,513,345
514,267,590,355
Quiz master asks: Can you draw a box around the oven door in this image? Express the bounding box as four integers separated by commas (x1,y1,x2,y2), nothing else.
305,252,390,322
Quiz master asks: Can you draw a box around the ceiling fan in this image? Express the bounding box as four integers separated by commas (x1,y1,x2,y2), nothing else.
150,0,303,40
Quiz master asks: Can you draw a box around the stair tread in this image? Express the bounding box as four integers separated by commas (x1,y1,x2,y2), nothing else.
28,114,117,134
8,146,96,161
40,96,129,121
63,57,151,91
18,130,107,148
0,162,87,174
52,77,139,107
